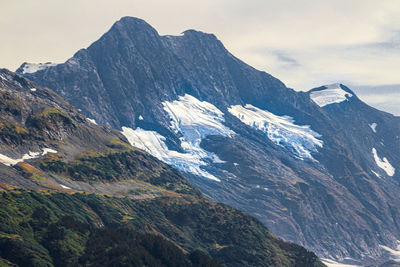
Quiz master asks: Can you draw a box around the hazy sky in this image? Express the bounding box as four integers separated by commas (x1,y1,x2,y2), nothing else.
1,0,399,114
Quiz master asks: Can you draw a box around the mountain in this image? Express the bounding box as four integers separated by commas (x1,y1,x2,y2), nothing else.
18,17,400,265
353,84,400,116
0,69,324,266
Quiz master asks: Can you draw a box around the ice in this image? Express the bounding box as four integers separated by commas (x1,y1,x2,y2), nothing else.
162,94,233,140
20,62,57,74
30,88,37,92
310,83,353,107
228,104,323,160
138,115,144,120
121,127,221,181
372,148,395,176
121,94,234,182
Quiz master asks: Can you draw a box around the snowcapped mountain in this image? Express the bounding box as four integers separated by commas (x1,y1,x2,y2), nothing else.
18,17,400,266
309,83,353,107
16,62,58,74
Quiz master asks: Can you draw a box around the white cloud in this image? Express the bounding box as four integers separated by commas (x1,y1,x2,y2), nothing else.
1,0,399,109
353,85,400,116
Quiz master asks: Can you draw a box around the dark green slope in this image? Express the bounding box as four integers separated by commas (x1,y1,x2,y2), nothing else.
0,190,323,267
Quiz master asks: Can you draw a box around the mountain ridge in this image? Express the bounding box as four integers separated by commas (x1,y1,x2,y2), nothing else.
18,16,400,266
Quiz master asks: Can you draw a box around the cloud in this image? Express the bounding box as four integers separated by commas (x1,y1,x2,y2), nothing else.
0,0,399,102
353,85,400,116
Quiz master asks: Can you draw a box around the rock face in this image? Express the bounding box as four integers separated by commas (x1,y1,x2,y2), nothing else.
20,17,400,265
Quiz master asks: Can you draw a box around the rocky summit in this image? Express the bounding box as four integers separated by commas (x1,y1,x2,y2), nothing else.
18,17,400,265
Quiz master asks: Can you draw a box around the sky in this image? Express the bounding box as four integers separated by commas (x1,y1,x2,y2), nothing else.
1,0,399,114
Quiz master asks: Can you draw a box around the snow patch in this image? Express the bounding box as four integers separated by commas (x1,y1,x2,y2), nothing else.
369,123,377,133
59,184,71,190
121,94,234,182
20,62,57,74
310,83,353,107
42,148,58,156
380,241,400,263
372,148,395,176
0,152,39,166
0,148,57,166
86,118,97,125
162,94,233,139
121,127,221,181
30,88,37,92
228,104,323,160
371,170,381,178
321,259,361,267
138,115,144,120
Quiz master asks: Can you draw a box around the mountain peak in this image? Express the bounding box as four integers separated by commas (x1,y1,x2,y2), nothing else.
114,16,153,29
16,62,58,75
309,83,355,107
310,83,355,94
104,16,160,41
182,29,216,37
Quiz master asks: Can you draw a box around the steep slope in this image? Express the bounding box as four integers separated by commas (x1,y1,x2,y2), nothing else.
0,69,323,266
0,68,195,196
19,17,400,265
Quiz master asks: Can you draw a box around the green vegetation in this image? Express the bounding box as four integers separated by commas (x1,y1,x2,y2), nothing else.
0,190,324,267
107,136,135,150
0,120,30,145
80,228,222,267
0,91,23,117
15,162,45,182
38,150,199,195
0,190,221,267
30,107,74,131
36,107,71,121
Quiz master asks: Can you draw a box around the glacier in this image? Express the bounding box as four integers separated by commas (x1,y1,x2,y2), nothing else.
162,94,233,150
121,94,234,182
228,104,323,160
20,62,58,74
310,83,353,107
